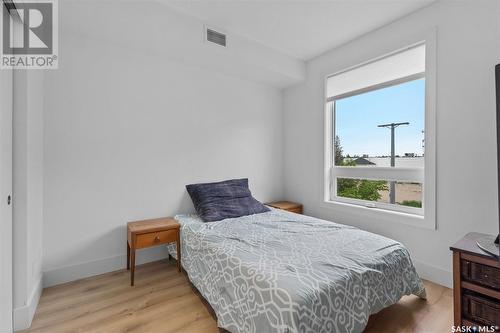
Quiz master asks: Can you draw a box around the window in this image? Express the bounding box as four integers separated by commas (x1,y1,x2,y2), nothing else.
324,40,436,227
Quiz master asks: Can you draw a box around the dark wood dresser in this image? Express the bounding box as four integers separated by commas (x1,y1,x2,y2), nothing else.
450,233,500,329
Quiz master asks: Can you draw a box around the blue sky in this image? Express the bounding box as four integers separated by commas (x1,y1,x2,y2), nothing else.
335,78,425,157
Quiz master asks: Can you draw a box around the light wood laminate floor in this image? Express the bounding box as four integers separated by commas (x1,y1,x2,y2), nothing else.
21,259,453,333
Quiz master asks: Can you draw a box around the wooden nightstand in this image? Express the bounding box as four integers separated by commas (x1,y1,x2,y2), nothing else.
450,233,500,328
127,217,181,286
266,201,303,214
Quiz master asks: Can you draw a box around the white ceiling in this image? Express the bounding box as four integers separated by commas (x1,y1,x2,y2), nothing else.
163,0,435,61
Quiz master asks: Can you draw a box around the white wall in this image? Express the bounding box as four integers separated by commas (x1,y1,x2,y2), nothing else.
283,0,500,287
60,1,305,89
42,17,284,286
13,70,44,330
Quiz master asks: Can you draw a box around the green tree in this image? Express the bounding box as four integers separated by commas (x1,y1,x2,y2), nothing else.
334,135,343,165
335,137,388,201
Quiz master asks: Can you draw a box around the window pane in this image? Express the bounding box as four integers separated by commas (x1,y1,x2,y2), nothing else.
333,78,425,167
336,178,422,208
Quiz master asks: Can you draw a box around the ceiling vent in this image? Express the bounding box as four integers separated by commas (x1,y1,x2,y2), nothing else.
206,28,227,47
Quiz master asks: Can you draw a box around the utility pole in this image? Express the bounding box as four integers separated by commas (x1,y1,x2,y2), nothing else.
421,130,425,155
378,122,409,204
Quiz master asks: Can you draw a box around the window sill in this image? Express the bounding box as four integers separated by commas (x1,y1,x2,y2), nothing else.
320,199,436,230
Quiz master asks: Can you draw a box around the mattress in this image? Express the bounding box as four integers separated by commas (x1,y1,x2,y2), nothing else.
167,208,425,333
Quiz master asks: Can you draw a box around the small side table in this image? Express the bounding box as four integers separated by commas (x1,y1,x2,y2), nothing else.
127,217,181,286
450,233,500,328
266,201,303,214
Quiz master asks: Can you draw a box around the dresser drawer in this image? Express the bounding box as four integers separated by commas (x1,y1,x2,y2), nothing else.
462,293,500,326
461,259,500,290
135,229,177,249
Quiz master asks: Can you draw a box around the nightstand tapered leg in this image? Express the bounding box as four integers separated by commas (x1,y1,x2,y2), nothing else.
130,248,135,286
127,242,130,270
176,233,181,273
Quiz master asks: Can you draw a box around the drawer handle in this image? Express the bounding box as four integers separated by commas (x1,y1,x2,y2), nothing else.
483,273,488,279
154,235,161,242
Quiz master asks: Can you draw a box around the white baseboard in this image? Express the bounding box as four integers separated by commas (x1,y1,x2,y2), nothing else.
43,249,452,290
413,259,452,288
13,276,42,332
43,246,169,288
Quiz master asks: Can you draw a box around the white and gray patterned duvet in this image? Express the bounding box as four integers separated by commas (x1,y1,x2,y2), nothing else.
167,208,425,333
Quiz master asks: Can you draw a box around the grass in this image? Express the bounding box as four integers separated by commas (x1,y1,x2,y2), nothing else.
400,200,422,208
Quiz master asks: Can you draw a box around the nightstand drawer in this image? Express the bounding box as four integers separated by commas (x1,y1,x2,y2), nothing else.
462,292,500,326
135,229,177,249
461,260,500,290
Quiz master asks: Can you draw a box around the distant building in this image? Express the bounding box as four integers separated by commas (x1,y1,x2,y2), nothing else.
354,157,375,165
404,153,415,157
364,156,424,168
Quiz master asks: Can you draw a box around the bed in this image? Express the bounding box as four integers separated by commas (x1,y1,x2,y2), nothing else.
167,208,425,333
